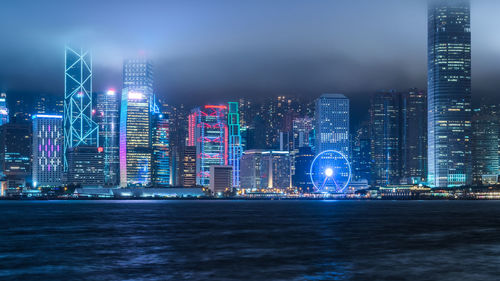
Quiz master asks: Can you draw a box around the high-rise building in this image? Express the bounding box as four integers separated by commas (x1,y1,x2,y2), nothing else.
152,113,170,187
401,89,427,184
0,93,9,126
352,122,371,183
240,150,265,190
292,117,314,150
370,91,401,187
292,146,314,192
123,57,153,102
182,146,197,187
189,105,228,187
32,115,63,187
34,94,64,115
227,102,242,188
428,0,472,187
66,146,104,186
63,47,98,170
119,89,152,187
0,122,32,188
315,94,349,155
472,107,499,185
209,165,233,195
96,89,120,186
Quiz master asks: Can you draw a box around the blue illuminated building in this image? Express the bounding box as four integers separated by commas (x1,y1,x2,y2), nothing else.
315,94,349,155
228,102,242,188
63,46,98,170
96,89,120,186
152,113,170,187
428,0,472,187
0,92,9,126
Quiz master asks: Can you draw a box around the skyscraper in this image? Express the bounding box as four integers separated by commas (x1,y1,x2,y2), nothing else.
227,102,242,188
471,107,499,185
63,47,98,170
292,146,314,192
352,122,371,183
152,113,170,187
0,122,32,188
32,115,63,187
428,0,472,187
401,89,427,184
119,89,152,187
370,91,401,187
189,105,228,187
292,117,314,150
96,89,120,186
315,94,349,155
182,146,197,187
123,57,154,103
0,93,9,126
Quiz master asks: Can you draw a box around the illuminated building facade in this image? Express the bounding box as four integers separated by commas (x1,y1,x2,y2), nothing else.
66,146,104,186
315,94,349,155
123,57,153,105
63,46,98,170
32,115,63,187
352,122,371,183
240,150,264,190
428,0,472,187
209,165,232,195
292,146,314,192
189,105,228,187
0,93,9,126
401,89,427,184
120,89,152,187
292,117,314,150
0,122,32,188
240,150,291,190
227,102,242,187
96,89,120,186
152,113,170,187
370,91,401,187
182,146,197,187
472,107,499,185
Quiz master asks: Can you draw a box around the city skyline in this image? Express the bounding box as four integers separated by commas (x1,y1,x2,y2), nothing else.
1,0,500,108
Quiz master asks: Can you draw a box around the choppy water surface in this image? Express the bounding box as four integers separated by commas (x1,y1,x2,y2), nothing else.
1,200,500,280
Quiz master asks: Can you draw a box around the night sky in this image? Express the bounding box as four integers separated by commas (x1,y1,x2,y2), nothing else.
1,0,499,107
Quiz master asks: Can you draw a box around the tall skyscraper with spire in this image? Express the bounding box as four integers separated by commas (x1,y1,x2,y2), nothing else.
119,57,155,187
63,46,98,170
427,0,471,187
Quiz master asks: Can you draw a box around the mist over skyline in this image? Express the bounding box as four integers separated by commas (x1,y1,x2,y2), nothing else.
1,0,500,107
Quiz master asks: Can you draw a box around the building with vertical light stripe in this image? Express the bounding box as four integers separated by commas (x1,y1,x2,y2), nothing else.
32,115,63,187
96,89,120,186
428,0,471,187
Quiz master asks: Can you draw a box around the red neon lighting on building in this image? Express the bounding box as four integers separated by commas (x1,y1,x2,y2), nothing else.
224,125,229,165
204,105,227,109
